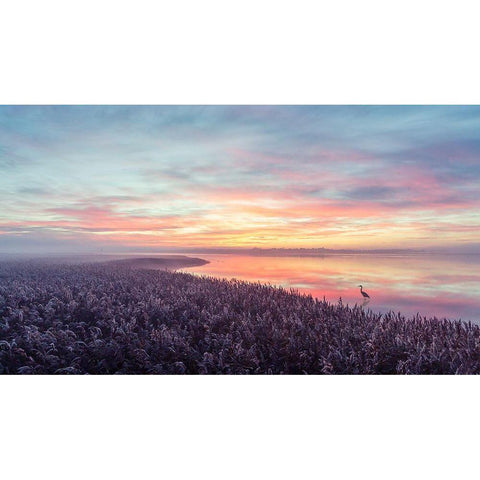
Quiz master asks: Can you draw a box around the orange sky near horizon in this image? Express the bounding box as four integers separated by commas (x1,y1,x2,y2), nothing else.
1,106,480,253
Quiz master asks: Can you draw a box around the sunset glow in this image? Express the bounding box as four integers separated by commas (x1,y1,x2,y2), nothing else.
1,106,479,252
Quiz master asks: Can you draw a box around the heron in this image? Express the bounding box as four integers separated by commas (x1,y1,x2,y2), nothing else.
358,285,370,299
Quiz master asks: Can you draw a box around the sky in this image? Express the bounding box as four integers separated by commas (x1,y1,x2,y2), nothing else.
1,105,479,253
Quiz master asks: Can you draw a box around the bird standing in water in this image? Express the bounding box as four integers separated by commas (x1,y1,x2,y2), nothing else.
358,285,370,299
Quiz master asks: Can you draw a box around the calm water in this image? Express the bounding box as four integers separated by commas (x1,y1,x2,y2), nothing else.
180,254,480,323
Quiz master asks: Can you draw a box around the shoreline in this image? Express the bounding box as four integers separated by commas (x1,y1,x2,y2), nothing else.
1,261,479,374
106,255,210,270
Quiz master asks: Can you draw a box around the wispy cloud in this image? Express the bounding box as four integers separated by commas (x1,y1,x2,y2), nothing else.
1,106,479,251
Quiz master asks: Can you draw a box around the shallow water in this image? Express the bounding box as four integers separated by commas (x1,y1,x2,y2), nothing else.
180,253,480,323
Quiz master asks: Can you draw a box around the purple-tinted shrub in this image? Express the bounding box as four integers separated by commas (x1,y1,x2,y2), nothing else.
0,260,479,374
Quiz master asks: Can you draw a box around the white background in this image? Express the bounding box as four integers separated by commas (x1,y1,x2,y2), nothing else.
1,1,480,479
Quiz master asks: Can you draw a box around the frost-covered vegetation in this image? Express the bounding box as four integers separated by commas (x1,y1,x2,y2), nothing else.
1,260,479,374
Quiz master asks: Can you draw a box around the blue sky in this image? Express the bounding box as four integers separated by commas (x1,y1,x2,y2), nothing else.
1,105,479,252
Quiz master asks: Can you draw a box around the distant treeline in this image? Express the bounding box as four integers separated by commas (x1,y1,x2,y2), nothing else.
246,247,423,256
157,247,426,256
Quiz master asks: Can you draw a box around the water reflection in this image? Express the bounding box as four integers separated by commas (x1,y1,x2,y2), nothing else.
181,254,480,323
